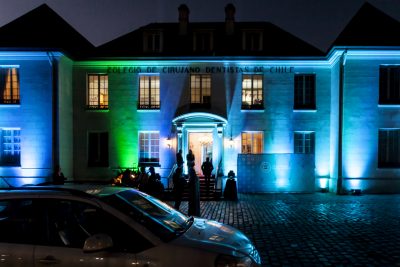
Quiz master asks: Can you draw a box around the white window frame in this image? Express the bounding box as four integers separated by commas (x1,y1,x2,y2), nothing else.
294,131,315,154
242,74,263,109
190,74,211,105
241,131,263,154
1,128,21,166
87,74,108,109
139,74,160,109
139,131,160,164
0,67,20,104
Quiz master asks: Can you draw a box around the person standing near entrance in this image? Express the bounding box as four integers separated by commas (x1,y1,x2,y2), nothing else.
201,157,213,195
188,162,200,217
176,149,184,169
186,149,195,169
172,166,185,210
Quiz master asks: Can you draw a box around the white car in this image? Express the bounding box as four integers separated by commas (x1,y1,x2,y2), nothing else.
0,184,261,266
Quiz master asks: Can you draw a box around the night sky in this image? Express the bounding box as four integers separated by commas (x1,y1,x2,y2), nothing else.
0,0,399,51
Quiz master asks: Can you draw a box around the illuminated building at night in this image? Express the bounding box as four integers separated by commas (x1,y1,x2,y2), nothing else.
0,3,399,193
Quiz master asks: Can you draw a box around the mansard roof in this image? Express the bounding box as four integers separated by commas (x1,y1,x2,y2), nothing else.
2,2,400,59
95,21,325,58
332,2,400,48
0,4,95,59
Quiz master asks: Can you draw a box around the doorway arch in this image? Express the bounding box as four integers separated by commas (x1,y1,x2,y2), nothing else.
172,112,227,174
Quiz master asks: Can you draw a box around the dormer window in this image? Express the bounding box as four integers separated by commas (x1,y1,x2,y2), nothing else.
143,31,163,53
242,30,263,52
193,31,213,52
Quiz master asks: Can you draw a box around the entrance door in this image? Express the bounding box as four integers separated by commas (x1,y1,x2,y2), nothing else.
188,132,213,175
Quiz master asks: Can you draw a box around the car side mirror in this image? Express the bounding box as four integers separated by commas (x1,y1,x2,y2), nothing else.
83,233,113,253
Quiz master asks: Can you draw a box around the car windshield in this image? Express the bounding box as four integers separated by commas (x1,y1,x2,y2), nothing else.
101,189,192,242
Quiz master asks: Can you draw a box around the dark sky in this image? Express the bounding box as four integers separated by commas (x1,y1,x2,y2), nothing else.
1,0,400,51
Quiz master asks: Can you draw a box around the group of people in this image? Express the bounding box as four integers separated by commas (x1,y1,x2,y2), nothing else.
173,149,213,217
53,149,212,218
112,166,164,198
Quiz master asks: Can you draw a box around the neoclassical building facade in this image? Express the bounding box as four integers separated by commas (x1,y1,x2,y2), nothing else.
0,3,399,194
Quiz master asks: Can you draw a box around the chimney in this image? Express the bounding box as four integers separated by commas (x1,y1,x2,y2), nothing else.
225,3,235,35
178,4,189,35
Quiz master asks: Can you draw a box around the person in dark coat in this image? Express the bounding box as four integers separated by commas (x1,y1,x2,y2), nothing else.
121,168,133,187
148,166,164,199
186,149,195,170
176,149,184,168
137,166,149,192
172,166,185,210
201,157,214,195
188,163,200,217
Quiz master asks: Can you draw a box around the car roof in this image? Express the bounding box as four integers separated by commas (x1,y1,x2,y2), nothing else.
0,184,135,198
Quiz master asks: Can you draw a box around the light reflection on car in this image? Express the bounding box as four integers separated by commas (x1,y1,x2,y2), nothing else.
0,184,261,267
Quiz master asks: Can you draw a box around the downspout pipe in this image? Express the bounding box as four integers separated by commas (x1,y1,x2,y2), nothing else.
337,49,347,195
47,52,59,176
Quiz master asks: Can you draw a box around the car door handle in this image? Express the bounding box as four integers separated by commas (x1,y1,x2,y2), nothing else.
38,255,61,264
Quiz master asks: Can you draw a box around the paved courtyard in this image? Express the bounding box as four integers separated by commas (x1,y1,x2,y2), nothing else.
168,193,400,267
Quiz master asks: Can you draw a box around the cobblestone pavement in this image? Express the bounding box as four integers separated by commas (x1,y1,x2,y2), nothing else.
168,193,400,267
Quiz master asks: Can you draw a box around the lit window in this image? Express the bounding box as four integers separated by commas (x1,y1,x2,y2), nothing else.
242,30,263,52
193,31,213,52
241,132,263,154
88,132,108,167
139,132,159,165
294,74,316,110
0,68,20,104
294,132,315,154
190,74,211,107
379,66,400,105
242,74,263,110
87,74,108,109
378,129,400,168
139,75,160,109
143,31,163,53
1,128,20,166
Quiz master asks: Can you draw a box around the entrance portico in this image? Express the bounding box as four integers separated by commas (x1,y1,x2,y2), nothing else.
172,112,227,175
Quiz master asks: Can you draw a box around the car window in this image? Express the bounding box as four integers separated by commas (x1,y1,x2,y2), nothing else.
44,199,153,253
0,199,41,244
101,189,190,242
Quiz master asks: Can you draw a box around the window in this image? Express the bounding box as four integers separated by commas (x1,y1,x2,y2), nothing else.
1,128,21,166
139,132,159,165
143,31,163,53
44,199,153,252
242,74,263,110
241,132,263,154
139,75,160,109
378,129,400,168
294,74,316,110
0,199,38,244
242,30,263,52
87,74,108,109
0,67,20,104
379,66,400,105
190,74,211,107
294,131,315,154
88,132,108,167
193,31,213,52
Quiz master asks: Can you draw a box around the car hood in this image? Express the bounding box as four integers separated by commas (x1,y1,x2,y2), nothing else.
172,218,260,264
